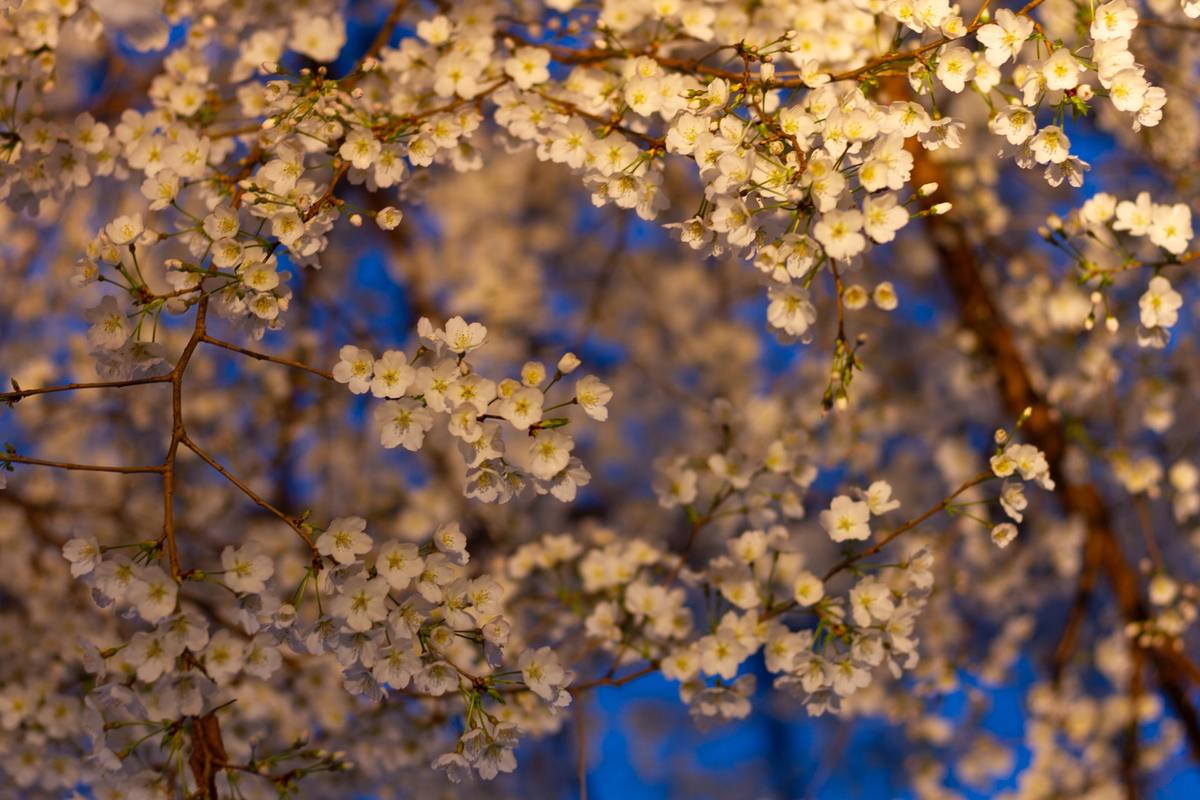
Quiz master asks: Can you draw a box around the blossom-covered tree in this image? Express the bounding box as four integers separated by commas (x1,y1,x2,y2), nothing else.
1,0,1198,797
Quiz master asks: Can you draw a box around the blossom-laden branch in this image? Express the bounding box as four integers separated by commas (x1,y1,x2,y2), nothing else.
1,0,1198,795
906,116,1200,762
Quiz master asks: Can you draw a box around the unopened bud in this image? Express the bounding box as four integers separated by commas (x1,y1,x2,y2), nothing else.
917,182,939,197
557,352,582,374
930,202,952,215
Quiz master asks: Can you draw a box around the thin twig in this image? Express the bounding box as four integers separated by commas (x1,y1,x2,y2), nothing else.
1,374,170,404
572,664,658,693
201,335,335,381
3,454,164,474
821,472,992,582
180,434,317,553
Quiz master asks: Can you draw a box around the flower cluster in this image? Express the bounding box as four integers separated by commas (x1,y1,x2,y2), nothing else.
1047,192,1193,348
335,316,612,503
1,0,1199,796
57,504,579,788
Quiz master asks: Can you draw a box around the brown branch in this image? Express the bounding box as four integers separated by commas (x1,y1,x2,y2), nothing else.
188,711,228,800
299,160,351,224
821,472,992,582
375,79,509,138
500,0,1049,89
898,87,1200,760
201,335,335,381
533,89,665,148
180,434,317,554
758,473,993,624
3,454,164,474
572,663,658,693
160,298,210,580
356,0,412,70
1051,547,1101,683
225,1,408,213
229,144,266,210
1,374,170,405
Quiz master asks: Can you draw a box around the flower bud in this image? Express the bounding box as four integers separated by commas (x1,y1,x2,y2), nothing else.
557,352,581,374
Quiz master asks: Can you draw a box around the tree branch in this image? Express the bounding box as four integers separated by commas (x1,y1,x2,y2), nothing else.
1,374,170,405
3,454,164,474
180,434,318,554
201,335,334,381
901,101,1200,760
160,298,210,580
821,471,992,582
